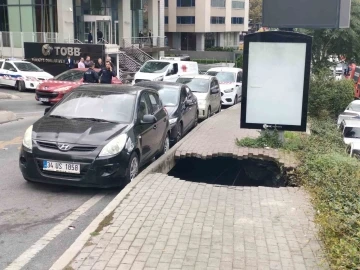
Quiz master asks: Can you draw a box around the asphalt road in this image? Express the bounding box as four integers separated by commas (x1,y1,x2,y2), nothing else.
0,87,119,269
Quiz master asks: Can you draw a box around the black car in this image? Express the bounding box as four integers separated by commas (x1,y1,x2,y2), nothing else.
19,85,170,188
135,81,198,145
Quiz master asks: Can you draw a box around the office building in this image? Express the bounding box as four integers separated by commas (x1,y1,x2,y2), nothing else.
165,0,249,51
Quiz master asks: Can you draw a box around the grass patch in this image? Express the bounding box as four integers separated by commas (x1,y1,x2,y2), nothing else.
236,119,360,269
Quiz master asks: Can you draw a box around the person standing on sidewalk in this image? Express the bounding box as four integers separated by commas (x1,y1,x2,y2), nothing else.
78,57,85,68
98,61,116,84
83,62,99,83
84,56,91,68
65,55,74,69
148,30,153,47
95,58,104,69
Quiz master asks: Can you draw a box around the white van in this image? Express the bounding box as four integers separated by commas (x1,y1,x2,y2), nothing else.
133,57,199,84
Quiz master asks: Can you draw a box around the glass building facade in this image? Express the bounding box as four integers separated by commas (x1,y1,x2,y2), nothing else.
0,0,58,33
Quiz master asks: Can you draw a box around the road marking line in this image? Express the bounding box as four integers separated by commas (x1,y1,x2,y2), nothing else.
0,136,23,149
5,193,106,270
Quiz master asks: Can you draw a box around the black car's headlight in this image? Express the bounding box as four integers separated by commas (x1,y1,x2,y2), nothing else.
99,134,128,157
22,125,33,151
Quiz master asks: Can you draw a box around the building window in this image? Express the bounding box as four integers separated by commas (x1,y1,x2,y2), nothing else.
177,16,195,24
165,16,168,24
211,0,225,7
165,0,168,7
231,17,244,24
211,17,225,24
177,0,195,7
232,1,245,9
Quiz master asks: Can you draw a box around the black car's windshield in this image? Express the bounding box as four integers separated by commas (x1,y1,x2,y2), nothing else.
207,71,235,83
158,87,180,106
139,61,170,73
54,70,84,81
344,127,360,138
49,91,136,123
177,78,210,93
347,103,360,112
13,62,42,72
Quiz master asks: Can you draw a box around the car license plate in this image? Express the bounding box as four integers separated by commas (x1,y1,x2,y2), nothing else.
43,161,80,174
39,98,49,102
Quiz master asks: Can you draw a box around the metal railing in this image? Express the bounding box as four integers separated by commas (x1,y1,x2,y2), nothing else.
119,52,142,72
121,37,155,65
121,36,168,49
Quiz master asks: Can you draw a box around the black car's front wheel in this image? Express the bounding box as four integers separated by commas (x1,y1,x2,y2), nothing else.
124,152,139,186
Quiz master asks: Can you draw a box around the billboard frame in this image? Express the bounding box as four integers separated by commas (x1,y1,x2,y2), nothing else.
240,31,312,132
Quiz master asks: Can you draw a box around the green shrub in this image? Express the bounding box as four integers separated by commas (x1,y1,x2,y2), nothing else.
297,119,360,269
235,54,243,68
205,47,234,52
236,129,283,148
308,71,354,119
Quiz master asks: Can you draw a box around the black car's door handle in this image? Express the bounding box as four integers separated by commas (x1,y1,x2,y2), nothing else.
153,125,157,129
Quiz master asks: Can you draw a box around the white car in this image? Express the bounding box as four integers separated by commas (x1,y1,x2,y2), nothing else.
0,58,53,92
206,67,242,106
176,74,221,119
342,119,360,145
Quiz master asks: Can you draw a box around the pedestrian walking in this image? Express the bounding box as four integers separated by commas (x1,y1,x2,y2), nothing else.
97,29,103,43
87,30,93,43
98,61,116,84
65,54,74,69
83,62,99,83
95,58,104,69
148,30,152,47
78,57,85,68
84,56,91,68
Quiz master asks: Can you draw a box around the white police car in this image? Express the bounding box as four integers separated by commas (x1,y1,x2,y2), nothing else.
0,58,53,92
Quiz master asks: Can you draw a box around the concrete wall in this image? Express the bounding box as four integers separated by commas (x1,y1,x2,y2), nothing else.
167,50,236,61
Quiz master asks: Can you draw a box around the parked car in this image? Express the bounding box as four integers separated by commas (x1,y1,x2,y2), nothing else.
0,58,53,91
337,112,360,128
135,81,198,145
176,74,221,119
341,119,360,145
206,67,243,106
35,68,122,104
19,85,170,188
133,58,199,84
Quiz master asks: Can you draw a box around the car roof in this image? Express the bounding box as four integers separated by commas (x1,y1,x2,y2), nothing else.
74,84,156,95
178,74,214,80
349,100,360,105
343,119,360,127
134,81,183,90
207,67,242,72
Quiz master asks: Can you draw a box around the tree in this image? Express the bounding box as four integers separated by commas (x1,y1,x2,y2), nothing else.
249,0,262,25
302,0,360,73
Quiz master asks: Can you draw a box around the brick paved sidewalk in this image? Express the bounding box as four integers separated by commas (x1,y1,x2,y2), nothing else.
68,105,327,270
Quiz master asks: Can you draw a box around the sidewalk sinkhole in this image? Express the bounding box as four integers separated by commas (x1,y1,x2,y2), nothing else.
168,157,288,187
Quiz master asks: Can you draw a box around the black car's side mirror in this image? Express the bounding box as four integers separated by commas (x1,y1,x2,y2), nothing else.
141,114,157,124
44,107,51,115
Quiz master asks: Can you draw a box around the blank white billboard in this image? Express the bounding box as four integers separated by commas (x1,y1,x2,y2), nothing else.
245,42,306,126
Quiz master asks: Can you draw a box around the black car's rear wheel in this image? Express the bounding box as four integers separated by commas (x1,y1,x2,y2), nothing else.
123,152,139,186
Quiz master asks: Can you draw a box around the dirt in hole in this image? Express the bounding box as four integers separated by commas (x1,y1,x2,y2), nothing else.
168,157,288,187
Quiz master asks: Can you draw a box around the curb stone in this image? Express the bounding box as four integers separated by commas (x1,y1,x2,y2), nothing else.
49,111,213,270
0,111,17,124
